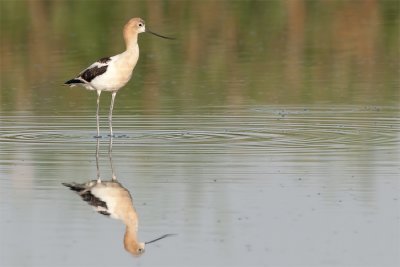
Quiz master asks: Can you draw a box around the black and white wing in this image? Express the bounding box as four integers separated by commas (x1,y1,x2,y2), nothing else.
64,57,112,86
62,181,111,217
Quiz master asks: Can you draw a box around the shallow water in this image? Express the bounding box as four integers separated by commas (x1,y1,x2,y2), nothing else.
1,106,399,266
1,1,400,267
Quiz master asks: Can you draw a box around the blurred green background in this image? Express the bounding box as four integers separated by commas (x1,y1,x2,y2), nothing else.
0,0,399,115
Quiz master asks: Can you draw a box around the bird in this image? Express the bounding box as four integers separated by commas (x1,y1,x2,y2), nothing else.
64,17,174,138
63,179,175,256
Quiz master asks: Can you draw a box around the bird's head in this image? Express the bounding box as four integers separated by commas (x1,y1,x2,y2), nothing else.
124,17,146,35
124,233,176,257
125,241,145,257
124,17,175,40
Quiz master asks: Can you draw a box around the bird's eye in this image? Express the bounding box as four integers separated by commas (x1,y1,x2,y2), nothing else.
138,23,143,27
138,248,143,253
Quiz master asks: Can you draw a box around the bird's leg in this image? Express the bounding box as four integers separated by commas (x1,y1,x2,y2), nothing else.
109,92,117,138
95,90,102,138
109,135,117,181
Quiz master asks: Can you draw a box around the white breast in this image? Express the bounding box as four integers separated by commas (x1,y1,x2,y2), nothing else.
90,47,139,92
90,186,120,219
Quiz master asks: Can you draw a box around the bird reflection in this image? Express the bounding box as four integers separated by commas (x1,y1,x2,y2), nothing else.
63,137,174,256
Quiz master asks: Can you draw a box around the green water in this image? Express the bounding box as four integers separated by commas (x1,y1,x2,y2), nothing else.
0,1,399,267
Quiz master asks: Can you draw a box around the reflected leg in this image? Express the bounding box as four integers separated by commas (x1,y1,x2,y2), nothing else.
109,136,116,181
95,138,101,183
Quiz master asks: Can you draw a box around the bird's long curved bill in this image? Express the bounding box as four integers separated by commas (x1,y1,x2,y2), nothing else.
145,234,176,245
146,29,175,40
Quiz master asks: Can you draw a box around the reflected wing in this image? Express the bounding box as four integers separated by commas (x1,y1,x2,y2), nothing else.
62,182,111,217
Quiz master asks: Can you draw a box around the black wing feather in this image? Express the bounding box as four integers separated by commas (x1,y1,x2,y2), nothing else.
80,65,108,82
98,57,111,64
65,57,110,85
65,78,84,85
98,211,111,216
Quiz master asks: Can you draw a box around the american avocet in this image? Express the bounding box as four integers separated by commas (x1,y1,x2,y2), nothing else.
65,18,173,138
62,179,175,256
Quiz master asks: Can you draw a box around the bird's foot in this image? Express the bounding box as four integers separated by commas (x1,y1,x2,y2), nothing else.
94,135,102,139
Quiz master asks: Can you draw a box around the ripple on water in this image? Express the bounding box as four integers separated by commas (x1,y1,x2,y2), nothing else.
0,106,398,156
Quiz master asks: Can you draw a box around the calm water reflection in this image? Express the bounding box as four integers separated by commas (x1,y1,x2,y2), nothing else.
1,106,399,266
1,0,399,267
62,138,175,257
